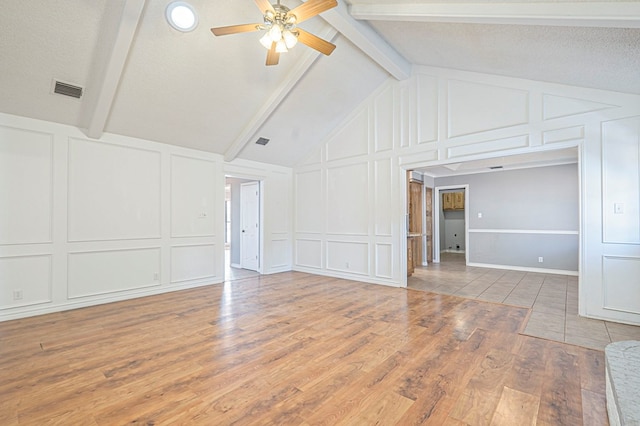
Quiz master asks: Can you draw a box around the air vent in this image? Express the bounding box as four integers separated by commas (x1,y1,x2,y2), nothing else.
489,166,503,170
255,137,270,146
53,80,83,99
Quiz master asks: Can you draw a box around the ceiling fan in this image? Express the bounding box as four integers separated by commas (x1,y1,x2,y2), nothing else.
211,0,338,66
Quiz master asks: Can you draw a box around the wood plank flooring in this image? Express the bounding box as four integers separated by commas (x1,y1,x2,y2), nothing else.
0,272,608,425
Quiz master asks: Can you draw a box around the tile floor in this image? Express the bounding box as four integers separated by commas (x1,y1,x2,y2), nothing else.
408,252,640,350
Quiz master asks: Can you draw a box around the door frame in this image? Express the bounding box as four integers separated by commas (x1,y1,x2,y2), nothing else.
433,184,470,264
225,175,264,275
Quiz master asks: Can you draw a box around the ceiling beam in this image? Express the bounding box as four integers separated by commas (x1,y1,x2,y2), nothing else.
349,2,640,28
321,1,411,80
82,0,146,139
224,28,339,163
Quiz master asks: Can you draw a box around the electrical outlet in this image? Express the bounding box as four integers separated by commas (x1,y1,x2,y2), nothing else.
13,290,23,300
538,257,543,263
345,262,350,269
153,272,159,281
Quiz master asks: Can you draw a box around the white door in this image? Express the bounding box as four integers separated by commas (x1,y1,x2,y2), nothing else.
240,181,259,271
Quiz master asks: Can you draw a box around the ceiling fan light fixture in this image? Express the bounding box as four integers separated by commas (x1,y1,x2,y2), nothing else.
283,30,298,49
259,32,273,49
268,24,283,42
275,39,288,53
166,1,198,32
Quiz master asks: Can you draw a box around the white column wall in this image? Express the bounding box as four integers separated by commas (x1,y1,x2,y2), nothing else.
293,66,640,325
0,113,292,321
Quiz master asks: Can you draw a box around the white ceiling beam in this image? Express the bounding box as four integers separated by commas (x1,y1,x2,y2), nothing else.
321,1,411,80
82,0,146,139
349,2,640,28
224,29,339,163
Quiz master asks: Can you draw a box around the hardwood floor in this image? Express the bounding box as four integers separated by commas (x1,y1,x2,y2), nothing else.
1,272,608,425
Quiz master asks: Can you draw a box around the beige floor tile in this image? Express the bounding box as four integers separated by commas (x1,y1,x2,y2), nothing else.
564,335,610,351
407,253,623,350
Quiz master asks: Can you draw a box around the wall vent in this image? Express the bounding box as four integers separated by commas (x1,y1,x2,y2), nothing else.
53,80,83,99
255,137,270,146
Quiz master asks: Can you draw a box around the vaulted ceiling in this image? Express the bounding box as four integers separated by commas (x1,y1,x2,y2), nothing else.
1,1,638,168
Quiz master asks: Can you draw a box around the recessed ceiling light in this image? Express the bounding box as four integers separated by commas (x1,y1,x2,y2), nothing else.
166,1,198,32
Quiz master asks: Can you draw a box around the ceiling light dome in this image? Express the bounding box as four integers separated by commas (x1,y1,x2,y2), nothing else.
166,1,198,32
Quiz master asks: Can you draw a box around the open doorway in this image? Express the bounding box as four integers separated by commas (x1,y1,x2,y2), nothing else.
225,176,261,281
434,185,469,265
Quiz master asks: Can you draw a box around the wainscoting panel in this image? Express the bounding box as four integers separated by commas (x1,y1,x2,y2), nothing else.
269,238,289,269
327,240,369,275
67,138,161,242
326,109,369,161
374,84,394,153
295,239,322,269
68,248,161,298
0,255,51,309
295,170,323,234
375,243,393,279
171,155,216,238
447,134,529,159
602,116,640,244
170,244,216,284
417,74,438,144
447,80,529,138
326,162,369,235
374,158,392,237
543,125,585,145
0,125,52,245
542,94,616,120
603,256,640,315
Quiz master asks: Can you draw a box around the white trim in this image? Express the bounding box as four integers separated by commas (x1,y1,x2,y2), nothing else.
349,2,640,29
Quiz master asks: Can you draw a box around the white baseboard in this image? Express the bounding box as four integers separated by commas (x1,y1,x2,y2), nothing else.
467,262,578,276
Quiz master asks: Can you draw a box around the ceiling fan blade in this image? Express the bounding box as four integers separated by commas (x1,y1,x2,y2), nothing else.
288,0,337,23
296,29,336,56
210,23,262,36
254,0,275,15
266,43,280,66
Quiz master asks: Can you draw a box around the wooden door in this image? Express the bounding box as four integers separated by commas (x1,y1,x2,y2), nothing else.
425,187,433,263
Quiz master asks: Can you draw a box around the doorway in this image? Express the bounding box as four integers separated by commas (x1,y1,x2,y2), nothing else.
433,185,469,265
225,176,261,280
240,181,259,271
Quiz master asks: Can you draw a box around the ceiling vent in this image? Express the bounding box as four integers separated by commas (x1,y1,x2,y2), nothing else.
53,80,83,99
489,166,504,170
255,137,270,146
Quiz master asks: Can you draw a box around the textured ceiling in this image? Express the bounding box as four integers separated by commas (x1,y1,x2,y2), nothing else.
0,0,638,168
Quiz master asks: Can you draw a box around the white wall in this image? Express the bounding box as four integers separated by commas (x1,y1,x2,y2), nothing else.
293,66,640,326
0,113,292,321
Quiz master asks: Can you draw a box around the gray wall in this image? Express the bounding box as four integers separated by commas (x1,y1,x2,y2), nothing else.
435,163,579,271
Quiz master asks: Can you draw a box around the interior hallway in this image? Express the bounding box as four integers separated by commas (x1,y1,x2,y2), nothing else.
225,249,259,282
408,252,640,350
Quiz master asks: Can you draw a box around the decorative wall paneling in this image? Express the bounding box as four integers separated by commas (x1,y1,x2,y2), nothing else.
294,67,640,325
0,255,51,310
0,113,292,321
0,126,53,245
67,138,162,242
68,248,161,298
